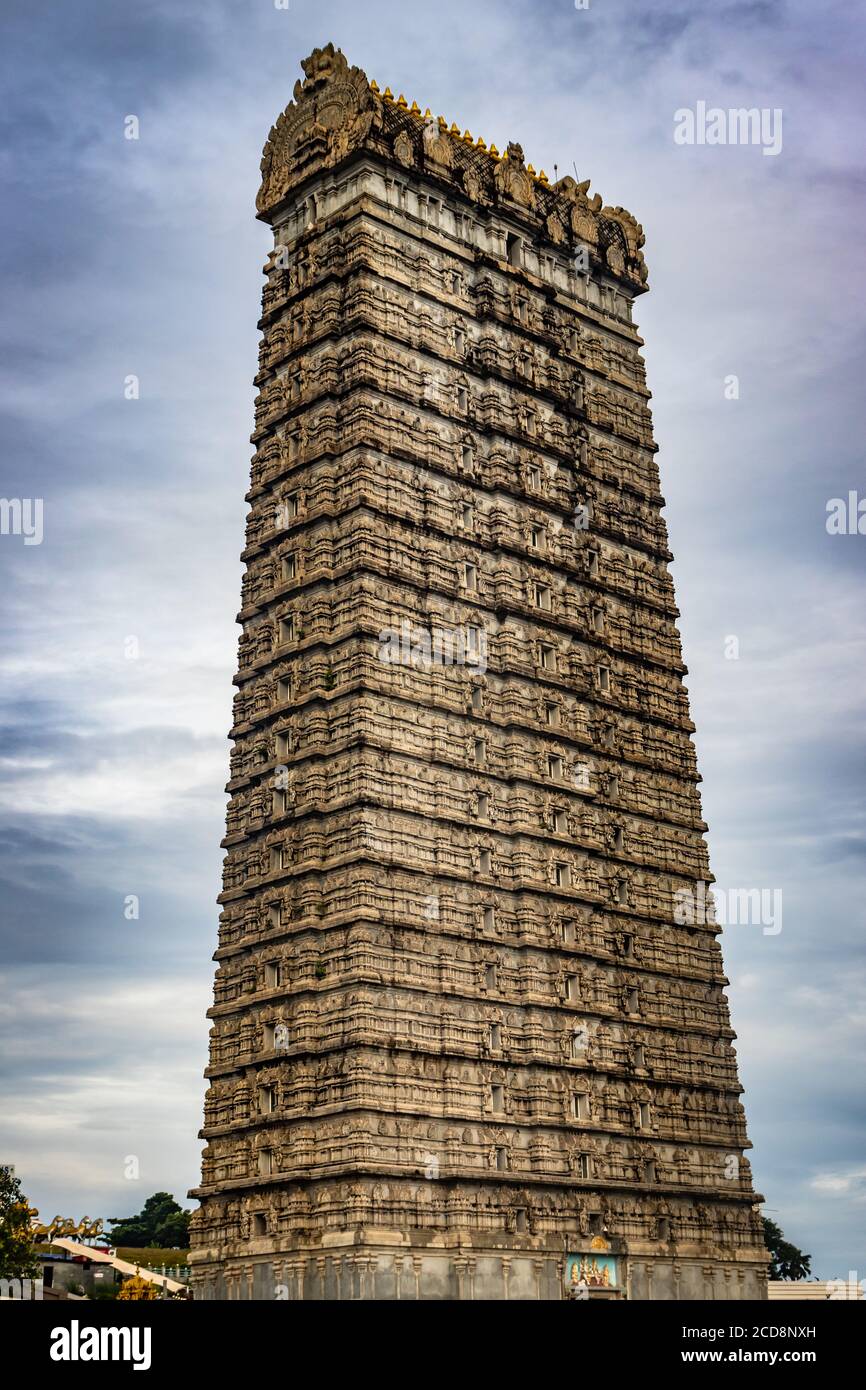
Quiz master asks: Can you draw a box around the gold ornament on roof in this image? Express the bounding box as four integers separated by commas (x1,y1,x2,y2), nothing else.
117,1269,160,1302
373,76,530,173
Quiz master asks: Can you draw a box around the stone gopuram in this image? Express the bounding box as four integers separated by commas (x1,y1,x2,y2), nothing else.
189,44,768,1301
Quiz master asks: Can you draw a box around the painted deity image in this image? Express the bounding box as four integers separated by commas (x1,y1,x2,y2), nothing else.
567,1254,618,1289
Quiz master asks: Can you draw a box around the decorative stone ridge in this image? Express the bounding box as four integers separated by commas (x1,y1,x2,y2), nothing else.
257,43,648,293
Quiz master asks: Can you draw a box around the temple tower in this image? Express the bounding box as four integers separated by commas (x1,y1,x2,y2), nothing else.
189,44,768,1300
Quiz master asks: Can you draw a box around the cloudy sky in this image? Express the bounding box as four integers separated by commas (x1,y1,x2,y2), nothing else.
1,0,863,1278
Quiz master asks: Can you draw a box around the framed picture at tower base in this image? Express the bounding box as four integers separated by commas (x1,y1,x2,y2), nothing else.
565,1239,622,1298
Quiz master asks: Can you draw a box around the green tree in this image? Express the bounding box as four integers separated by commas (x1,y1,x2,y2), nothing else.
107,1192,190,1250
763,1217,811,1280
0,1165,39,1279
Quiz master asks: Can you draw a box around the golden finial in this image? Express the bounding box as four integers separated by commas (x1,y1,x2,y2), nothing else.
462,129,473,144
410,100,421,116
396,93,408,108
438,115,447,128
527,163,536,176
538,169,549,184
423,108,432,119
475,135,487,150
370,79,380,94
489,143,500,159
449,122,460,136
383,87,394,102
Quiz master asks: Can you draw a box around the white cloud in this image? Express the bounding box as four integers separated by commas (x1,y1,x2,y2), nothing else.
811,1170,866,1200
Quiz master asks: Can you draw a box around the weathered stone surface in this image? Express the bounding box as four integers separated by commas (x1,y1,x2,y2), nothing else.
189,47,767,1301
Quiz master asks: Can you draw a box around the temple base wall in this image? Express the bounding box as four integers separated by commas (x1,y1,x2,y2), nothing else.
190,1237,768,1301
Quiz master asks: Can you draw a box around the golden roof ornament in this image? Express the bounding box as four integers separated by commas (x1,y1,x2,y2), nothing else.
374,76,506,160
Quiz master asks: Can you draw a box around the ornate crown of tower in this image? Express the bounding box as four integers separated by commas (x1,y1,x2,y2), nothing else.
256,43,647,289
189,44,766,1302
